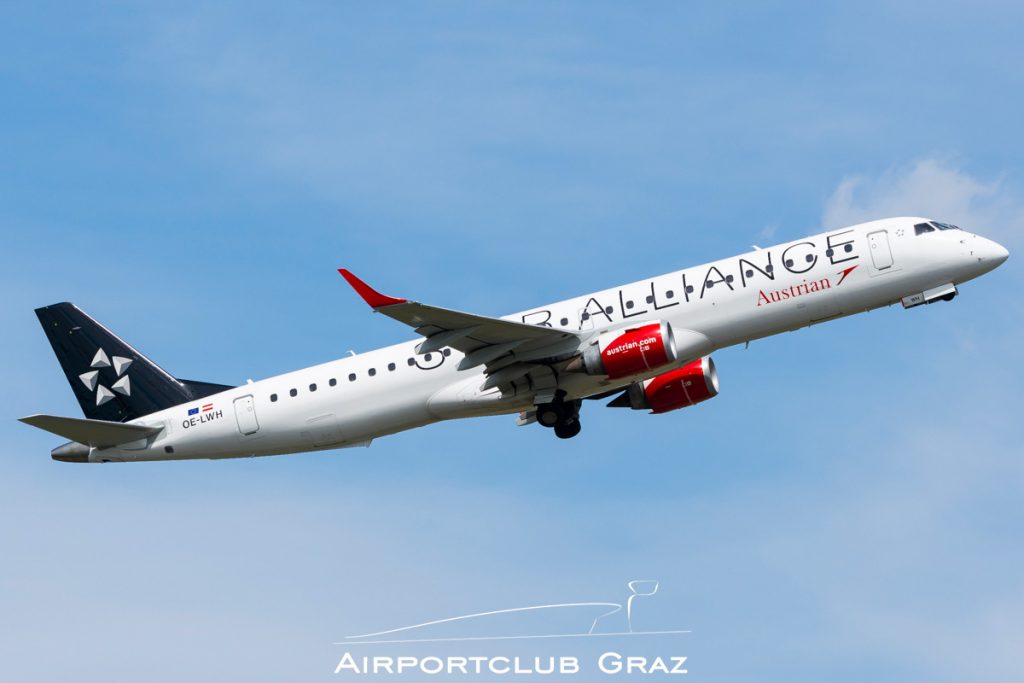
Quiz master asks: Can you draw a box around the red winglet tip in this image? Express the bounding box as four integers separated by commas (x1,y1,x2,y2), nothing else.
337,269,407,308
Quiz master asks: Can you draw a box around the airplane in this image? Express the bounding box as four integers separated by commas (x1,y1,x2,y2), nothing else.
19,217,1008,463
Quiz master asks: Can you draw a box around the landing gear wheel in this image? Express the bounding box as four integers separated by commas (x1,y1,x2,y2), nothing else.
537,395,582,437
554,419,582,439
537,404,564,428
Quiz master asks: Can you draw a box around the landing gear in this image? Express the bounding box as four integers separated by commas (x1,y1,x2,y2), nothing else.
537,403,564,428
536,394,583,439
554,418,582,439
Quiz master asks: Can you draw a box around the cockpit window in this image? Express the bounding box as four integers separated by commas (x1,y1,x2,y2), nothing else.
914,222,935,235
931,221,960,231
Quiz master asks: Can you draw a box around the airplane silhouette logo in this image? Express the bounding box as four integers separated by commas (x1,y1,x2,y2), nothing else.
338,580,689,646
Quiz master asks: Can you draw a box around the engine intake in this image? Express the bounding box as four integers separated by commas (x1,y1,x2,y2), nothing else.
612,356,720,413
579,321,678,379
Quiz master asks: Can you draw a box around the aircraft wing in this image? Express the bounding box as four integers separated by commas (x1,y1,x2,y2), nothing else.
339,269,586,394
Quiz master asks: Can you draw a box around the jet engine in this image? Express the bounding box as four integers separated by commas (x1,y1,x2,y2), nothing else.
609,356,720,413
573,321,678,379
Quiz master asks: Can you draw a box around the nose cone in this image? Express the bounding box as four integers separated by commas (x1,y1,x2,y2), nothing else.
968,235,1009,276
992,241,1010,266
980,237,1010,268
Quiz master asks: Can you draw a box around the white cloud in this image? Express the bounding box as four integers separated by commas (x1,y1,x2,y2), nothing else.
823,158,1024,244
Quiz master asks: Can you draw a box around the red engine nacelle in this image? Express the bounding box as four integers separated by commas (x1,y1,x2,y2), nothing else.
580,321,678,380
619,356,720,413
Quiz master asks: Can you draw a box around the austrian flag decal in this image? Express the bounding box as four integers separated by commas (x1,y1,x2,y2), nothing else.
183,402,223,429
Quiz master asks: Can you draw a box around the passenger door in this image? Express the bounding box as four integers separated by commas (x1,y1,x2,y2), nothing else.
233,395,260,435
868,230,894,270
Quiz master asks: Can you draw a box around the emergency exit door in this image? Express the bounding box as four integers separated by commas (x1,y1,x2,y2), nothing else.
233,395,260,435
868,230,894,270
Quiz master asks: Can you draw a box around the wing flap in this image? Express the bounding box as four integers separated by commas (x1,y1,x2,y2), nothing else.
19,414,163,448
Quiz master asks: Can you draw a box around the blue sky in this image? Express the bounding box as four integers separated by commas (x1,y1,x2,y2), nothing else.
2,2,1023,681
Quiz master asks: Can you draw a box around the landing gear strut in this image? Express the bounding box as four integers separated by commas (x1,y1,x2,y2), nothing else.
536,394,583,439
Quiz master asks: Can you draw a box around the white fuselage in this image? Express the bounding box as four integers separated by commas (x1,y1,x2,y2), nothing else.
92,217,1007,462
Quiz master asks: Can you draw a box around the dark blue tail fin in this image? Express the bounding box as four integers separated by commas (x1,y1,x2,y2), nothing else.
35,302,233,422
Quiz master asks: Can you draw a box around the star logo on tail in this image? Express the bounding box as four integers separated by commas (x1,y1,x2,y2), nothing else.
79,348,132,406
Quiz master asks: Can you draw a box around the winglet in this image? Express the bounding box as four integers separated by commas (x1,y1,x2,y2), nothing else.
338,269,407,308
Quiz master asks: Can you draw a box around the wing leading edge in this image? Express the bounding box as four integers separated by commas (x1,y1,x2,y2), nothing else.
338,269,586,395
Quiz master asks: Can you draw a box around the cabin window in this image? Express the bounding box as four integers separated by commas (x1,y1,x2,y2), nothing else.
164,446,174,454
785,259,794,267
625,301,634,309
309,383,317,392
645,295,654,304
407,358,415,366
706,280,714,289
805,254,814,263
685,285,694,294
388,362,396,371
825,249,834,258
348,373,356,382
329,378,337,387
560,317,569,325
766,264,774,272
270,393,278,402
443,349,452,356
666,290,675,299
745,269,754,278
368,368,377,377
725,275,734,283
844,244,853,252
289,388,297,397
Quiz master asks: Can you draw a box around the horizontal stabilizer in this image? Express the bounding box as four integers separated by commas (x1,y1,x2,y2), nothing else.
19,414,163,448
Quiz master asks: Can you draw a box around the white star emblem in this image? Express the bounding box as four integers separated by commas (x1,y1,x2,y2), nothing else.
78,348,132,405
